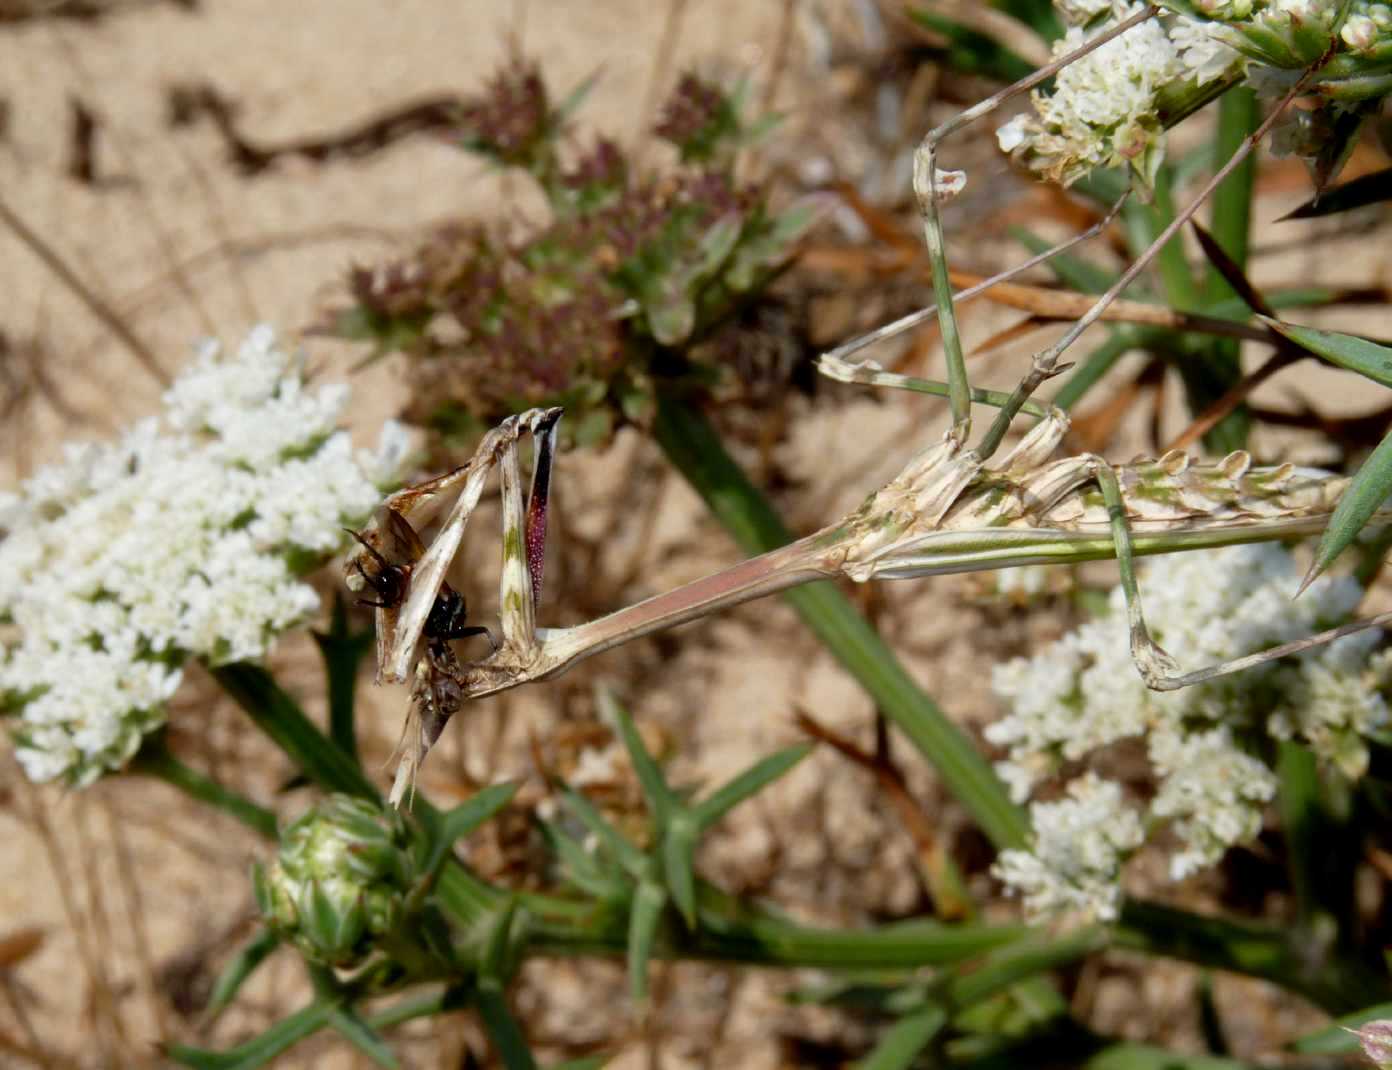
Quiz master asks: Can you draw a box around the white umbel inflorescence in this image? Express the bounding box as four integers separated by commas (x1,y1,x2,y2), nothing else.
993,773,1145,922
995,3,1245,188
993,2,1257,187
0,326,408,787
989,543,1389,920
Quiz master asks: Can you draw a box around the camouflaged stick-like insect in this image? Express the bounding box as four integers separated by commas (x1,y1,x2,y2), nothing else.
348,21,1390,802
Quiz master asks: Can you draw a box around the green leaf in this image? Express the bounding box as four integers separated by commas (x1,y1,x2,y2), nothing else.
476,983,540,1070
1081,1044,1256,1068
535,819,627,899
1281,165,1392,219
324,1001,399,1069
693,743,813,828
165,1000,332,1069
558,785,647,878
855,1006,947,1070
205,929,280,1021
303,880,345,957
311,593,375,765
1011,225,1117,295
366,985,468,1030
601,692,674,823
660,817,699,928
419,782,519,879
1262,318,1392,388
1302,423,1392,590
1053,330,1143,412
1289,1001,1392,1053
212,663,378,801
555,68,602,126
627,880,667,1004
130,733,278,839
479,896,525,981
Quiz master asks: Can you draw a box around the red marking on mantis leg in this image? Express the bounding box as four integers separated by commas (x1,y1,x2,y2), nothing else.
524,413,560,611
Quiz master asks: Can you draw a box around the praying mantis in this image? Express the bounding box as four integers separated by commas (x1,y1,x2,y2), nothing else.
346,6,1392,804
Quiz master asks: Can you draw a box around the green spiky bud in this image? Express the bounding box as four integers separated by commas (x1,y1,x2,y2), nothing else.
256,795,419,969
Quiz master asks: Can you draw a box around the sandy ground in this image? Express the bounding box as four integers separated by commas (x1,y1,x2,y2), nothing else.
1,1,1390,1067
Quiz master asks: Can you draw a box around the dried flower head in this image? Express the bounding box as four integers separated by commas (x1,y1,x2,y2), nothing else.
454,59,553,169
329,60,827,452
0,326,406,786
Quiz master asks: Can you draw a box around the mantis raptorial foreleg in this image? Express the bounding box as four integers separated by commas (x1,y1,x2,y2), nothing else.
345,407,561,804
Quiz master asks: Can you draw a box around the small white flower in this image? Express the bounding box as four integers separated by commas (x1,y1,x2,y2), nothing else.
1170,16,1244,84
1055,0,1117,25
1341,12,1379,50
989,543,1384,915
994,773,1144,922
997,5,1184,187
0,326,406,786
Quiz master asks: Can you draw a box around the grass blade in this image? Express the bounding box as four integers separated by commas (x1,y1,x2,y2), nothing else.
1280,165,1392,219
693,743,813,828
165,1000,332,1069
601,692,675,823
204,929,280,1022
212,663,378,800
324,1001,399,1069
1301,423,1392,591
854,1006,947,1070
1263,318,1392,387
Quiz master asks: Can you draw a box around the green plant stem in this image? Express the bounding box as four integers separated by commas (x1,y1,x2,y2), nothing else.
1200,85,1260,452
130,732,278,839
212,663,378,800
1276,741,1323,926
1206,87,1258,298
652,393,1028,850
206,636,1388,1012
1113,899,1387,1015
528,910,1030,971
212,662,547,929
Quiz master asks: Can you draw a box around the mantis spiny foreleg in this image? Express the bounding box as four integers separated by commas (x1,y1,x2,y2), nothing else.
497,410,563,658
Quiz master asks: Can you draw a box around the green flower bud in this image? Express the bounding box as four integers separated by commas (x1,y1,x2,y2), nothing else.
257,795,419,969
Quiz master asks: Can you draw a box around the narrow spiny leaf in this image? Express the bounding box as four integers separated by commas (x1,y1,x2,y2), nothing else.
693,743,814,829
600,690,675,823
1302,439,1392,593
1262,318,1392,389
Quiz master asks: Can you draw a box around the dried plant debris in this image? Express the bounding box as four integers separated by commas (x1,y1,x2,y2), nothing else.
324,60,830,452
165,82,466,175
0,0,192,22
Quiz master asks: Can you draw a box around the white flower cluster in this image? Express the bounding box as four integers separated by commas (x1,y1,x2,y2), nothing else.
0,326,408,787
994,773,1144,922
998,0,1392,188
989,544,1389,919
996,3,1241,187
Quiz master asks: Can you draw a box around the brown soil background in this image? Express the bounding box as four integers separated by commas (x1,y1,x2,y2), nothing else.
1,1,1390,1067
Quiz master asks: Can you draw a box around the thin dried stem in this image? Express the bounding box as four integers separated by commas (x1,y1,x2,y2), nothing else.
0,194,167,385
49,25,218,338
